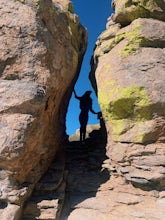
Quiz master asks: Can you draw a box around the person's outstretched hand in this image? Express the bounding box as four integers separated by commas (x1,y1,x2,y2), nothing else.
97,112,103,119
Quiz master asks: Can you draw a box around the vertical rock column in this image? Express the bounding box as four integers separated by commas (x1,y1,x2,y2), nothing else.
0,0,87,219
90,0,165,219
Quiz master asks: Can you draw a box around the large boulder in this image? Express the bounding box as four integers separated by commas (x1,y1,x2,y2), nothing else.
0,0,87,218
90,1,165,219
92,17,165,145
94,17,165,145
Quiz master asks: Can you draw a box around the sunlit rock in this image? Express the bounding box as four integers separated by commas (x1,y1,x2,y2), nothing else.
111,0,165,26
0,0,87,218
90,0,165,219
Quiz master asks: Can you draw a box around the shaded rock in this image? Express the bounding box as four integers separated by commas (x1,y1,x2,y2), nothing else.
22,152,66,219
60,126,109,219
0,0,87,218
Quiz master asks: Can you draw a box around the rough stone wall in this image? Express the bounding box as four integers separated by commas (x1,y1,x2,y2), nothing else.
90,0,165,218
0,0,87,218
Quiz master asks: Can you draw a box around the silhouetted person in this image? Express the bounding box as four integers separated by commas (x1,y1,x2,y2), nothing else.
73,89,98,143
97,111,107,143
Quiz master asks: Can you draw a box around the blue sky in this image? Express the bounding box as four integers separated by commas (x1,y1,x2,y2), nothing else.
66,0,113,135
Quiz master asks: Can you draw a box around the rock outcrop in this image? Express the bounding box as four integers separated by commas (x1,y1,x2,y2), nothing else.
111,0,165,26
90,0,165,219
0,0,87,219
1,0,165,219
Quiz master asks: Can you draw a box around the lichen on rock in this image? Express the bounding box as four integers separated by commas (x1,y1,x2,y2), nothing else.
98,84,153,143
111,0,165,26
99,85,151,120
90,1,165,218
94,18,165,58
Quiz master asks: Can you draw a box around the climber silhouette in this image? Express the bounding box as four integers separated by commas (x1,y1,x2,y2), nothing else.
73,89,98,143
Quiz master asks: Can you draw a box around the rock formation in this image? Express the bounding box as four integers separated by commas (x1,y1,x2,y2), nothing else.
90,0,165,219
1,0,165,219
0,0,87,219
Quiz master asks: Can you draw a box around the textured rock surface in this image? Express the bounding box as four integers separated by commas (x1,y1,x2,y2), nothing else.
0,0,87,219
111,0,165,26
22,152,66,219
1,0,165,219
61,125,165,220
60,126,109,220
90,0,165,219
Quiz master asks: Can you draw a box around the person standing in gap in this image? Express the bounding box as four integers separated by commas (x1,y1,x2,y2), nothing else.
73,89,98,143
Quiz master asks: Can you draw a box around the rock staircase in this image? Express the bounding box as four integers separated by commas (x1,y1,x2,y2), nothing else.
22,156,66,220
60,129,111,220
22,127,110,220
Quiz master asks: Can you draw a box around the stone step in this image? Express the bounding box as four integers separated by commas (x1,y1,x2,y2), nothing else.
22,157,66,220
60,138,110,219
23,192,65,219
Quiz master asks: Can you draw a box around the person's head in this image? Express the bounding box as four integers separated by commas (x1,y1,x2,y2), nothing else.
83,90,92,97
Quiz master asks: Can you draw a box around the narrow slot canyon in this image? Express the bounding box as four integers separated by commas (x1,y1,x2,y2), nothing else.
0,0,165,220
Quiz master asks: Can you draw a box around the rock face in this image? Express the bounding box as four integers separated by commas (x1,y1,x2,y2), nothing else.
90,0,165,218
111,0,165,26
1,0,165,219
0,0,87,219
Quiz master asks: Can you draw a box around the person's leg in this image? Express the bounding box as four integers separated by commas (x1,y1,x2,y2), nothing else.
82,127,86,141
81,124,86,142
80,126,83,142
79,112,84,142
79,111,88,142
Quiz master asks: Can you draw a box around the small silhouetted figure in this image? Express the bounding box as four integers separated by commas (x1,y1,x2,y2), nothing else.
97,111,107,143
73,89,98,142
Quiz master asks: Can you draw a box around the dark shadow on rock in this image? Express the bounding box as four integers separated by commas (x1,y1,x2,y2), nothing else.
0,200,8,209
21,149,66,220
